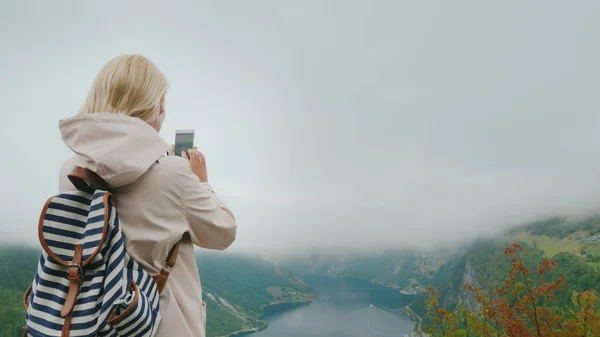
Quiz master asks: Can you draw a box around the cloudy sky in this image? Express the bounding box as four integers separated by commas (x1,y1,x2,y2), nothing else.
1,0,599,253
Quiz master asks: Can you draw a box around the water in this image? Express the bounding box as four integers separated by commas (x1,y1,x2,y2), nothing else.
239,275,416,337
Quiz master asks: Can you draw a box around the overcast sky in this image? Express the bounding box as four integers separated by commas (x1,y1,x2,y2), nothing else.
1,0,599,253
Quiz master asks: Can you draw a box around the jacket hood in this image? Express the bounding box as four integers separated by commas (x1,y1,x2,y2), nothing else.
59,112,170,187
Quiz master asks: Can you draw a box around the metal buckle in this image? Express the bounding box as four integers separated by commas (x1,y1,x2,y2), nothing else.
160,262,172,274
68,263,83,276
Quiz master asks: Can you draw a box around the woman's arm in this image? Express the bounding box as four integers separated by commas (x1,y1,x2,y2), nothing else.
179,172,237,250
176,147,237,250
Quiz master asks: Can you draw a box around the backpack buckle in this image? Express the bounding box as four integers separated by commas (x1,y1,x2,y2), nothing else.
62,246,83,317
68,263,83,277
160,262,172,274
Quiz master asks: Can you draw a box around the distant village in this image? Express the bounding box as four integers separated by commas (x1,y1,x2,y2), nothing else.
575,234,599,243
399,285,426,295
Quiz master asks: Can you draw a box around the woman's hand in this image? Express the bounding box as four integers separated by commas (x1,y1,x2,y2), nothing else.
182,147,208,183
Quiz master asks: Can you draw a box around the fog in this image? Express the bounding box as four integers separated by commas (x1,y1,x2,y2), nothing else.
1,0,599,254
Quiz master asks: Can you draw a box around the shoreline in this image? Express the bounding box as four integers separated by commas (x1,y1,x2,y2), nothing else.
403,305,430,337
356,276,428,336
225,296,317,337
228,324,268,337
263,297,315,313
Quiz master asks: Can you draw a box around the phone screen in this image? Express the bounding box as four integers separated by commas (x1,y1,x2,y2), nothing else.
174,130,194,157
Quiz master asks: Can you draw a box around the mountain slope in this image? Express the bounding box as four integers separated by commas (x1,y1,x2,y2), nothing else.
413,216,600,324
0,245,316,337
279,248,451,295
197,252,316,336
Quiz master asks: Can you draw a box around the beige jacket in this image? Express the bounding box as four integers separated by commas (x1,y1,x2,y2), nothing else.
57,112,237,337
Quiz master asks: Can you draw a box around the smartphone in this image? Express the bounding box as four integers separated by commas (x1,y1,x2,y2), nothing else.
174,129,195,157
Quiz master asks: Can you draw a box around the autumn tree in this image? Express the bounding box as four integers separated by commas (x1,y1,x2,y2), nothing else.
425,243,600,337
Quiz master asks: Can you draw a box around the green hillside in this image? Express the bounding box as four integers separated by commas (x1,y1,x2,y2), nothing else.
411,216,600,328
0,245,40,337
0,245,316,337
197,252,316,336
509,216,600,267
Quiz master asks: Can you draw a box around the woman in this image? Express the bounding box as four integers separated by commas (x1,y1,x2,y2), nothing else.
57,54,237,337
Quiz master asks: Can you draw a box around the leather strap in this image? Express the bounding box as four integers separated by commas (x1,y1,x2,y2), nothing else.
108,281,140,325
152,238,184,293
61,244,82,317
67,167,183,294
68,166,109,191
23,283,32,309
164,239,182,270
62,314,73,337
56,167,105,337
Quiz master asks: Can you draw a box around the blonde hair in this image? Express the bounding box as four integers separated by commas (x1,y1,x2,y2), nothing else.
80,54,169,125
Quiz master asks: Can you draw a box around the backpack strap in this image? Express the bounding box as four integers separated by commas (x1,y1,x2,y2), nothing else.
153,238,184,293
68,166,183,294
61,244,83,318
68,166,109,191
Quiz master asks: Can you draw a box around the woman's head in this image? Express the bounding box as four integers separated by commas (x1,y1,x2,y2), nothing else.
80,54,169,131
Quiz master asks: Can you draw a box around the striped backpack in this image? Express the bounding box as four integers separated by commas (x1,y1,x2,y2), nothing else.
23,167,182,337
